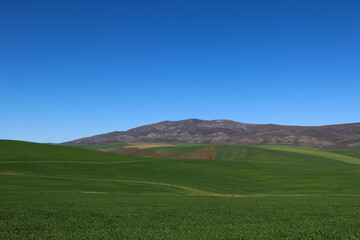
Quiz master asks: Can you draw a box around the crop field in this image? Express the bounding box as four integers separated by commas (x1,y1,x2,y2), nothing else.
1,140,360,239
329,147,360,159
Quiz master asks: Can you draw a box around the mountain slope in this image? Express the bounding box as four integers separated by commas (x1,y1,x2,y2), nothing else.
64,119,360,148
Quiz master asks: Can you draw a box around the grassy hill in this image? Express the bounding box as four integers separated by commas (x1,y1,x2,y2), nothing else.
73,142,360,165
329,147,360,159
0,140,139,162
215,145,360,165
1,140,360,239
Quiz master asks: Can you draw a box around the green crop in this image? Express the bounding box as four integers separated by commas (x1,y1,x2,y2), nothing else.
1,140,360,239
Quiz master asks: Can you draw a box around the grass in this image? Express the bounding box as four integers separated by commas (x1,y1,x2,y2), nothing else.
1,194,360,239
264,145,360,164
63,142,130,149
70,141,360,164
215,145,360,165
0,140,138,162
329,148,360,159
1,140,360,239
148,143,209,154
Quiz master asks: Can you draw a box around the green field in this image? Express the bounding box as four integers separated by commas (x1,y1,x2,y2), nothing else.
329,147,360,159
62,142,130,149
1,140,360,239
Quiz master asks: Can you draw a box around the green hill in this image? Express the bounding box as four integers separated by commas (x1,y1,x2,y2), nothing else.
71,142,360,165
0,140,138,162
1,140,360,239
328,147,360,159
3,140,360,195
215,145,360,165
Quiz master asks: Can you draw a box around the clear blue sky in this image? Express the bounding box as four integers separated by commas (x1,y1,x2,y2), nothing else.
1,0,359,143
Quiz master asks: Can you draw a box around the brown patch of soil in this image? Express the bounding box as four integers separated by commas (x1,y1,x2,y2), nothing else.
179,147,216,160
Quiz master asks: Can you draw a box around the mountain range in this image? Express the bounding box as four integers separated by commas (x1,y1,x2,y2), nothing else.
64,119,360,148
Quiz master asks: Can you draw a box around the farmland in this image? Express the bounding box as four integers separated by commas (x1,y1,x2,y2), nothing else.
1,140,360,239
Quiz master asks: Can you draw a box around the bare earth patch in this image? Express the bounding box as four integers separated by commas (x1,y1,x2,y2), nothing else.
181,147,216,160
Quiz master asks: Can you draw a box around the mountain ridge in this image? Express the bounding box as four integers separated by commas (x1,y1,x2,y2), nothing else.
64,119,360,148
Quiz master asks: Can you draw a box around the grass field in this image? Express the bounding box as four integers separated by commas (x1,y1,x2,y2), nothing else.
2,194,360,239
1,140,360,239
63,142,130,149
72,142,360,164
329,147,360,159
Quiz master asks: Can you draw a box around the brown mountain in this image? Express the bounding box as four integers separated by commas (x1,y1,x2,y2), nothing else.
64,119,360,148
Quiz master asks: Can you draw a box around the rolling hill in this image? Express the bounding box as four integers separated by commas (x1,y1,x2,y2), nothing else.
2,140,360,239
2,140,360,196
63,119,360,148
68,141,360,165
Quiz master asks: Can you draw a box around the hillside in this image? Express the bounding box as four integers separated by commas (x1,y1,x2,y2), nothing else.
0,140,138,162
2,140,360,239
64,119,360,148
70,142,360,165
2,140,360,195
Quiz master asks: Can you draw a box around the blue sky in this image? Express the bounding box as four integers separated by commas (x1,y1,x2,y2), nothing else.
1,0,359,143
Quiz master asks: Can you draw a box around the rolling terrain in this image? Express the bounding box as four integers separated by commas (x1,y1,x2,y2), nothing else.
1,140,360,239
69,141,360,165
64,119,360,148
